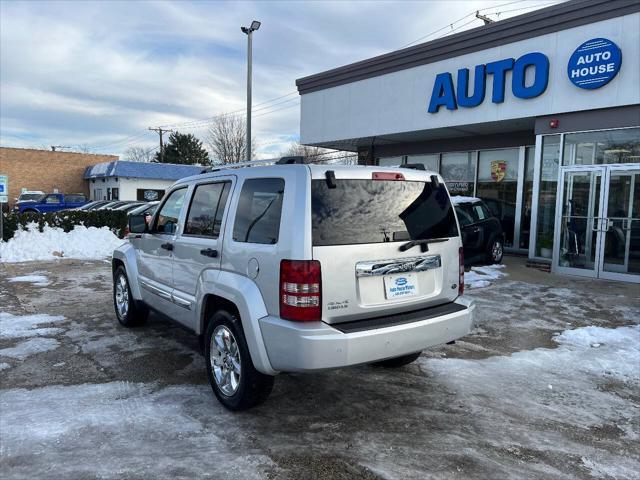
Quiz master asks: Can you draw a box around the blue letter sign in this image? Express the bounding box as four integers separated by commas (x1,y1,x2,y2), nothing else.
567,38,621,89
428,72,457,113
428,52,549,113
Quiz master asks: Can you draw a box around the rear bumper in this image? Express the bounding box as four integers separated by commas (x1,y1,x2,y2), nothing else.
259,297,475,373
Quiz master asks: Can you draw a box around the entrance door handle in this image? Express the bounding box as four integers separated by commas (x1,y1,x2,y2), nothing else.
161,242,173,251
200,248,218,258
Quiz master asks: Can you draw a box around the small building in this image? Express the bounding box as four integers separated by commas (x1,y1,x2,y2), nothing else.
296,0,640,283
0,147,117,206
84,161,202,202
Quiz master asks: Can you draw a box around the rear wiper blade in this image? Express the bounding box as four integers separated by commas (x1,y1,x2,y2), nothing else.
399,238,449,252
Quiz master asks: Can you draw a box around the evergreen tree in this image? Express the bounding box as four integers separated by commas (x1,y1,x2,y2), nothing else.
154,132,210,165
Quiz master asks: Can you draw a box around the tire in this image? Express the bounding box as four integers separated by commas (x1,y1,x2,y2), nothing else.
113,266,148,327
487,238,504,264
374,351,422,368
204,310,274,411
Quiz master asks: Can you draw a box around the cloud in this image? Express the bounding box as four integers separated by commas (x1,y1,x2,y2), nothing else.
0,0,562,159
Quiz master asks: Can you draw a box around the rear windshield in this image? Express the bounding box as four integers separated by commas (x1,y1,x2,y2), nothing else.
311,179,459,246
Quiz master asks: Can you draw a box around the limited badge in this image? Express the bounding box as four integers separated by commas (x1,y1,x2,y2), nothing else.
490,161,506,182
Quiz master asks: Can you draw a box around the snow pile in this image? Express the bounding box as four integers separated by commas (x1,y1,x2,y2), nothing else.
465,264,507,288
0,224,124,262
0,311,66,339
8,274,50,287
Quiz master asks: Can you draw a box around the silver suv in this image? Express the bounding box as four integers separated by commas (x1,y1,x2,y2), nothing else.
112,161,475,410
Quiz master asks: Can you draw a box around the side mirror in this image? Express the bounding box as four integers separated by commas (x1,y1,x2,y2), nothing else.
129,214,148,234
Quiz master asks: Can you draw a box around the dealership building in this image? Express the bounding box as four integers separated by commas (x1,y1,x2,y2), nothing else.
297,0,639,283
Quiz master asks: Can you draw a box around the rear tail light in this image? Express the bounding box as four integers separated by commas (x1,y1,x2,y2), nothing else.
459,247,465,296
280,260,322,321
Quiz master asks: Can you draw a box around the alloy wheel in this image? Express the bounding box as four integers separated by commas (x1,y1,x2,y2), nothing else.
210,325,242,396
114,274,129,319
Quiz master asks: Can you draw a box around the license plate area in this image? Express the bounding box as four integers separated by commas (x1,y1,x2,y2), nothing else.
383,272,418,299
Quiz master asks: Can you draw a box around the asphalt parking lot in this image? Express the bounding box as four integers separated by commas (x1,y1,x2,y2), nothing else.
1,256,639,480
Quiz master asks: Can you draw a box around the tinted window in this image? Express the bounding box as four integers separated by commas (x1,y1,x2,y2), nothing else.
312,179,459,246
153,188,187,235
45,195,60,204
184,182,230,238
455,205,474,226
233,178,284,244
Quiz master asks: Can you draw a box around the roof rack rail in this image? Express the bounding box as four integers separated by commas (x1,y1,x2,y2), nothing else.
275,156,305,165
401,163,426,170
198,156,314,174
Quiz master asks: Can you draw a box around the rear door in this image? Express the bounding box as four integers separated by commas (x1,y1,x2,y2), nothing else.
310,168,462,324
171,177,233,328
456,203,483,258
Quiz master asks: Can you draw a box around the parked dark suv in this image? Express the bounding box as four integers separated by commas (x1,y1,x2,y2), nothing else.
452,196,504,265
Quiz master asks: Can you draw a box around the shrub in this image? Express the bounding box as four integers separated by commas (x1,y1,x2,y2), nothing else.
1,209,129,242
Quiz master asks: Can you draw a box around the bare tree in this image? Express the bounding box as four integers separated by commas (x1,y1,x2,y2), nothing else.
280,141,358,165
124,145,154,162
206,113,254,164
282,142,331,161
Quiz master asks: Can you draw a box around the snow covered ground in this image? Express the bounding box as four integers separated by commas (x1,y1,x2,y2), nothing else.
1,257,638,479
0,224,124,262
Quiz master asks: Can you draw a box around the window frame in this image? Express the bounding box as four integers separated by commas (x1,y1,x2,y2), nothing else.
182,180,231,239
150,186,188,235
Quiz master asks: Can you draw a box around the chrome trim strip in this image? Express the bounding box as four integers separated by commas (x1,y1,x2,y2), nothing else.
171,294,192,310
140,280,172,301
355,255,441,277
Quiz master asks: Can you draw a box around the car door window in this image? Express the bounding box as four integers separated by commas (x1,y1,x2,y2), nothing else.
184,182,230,238
153,188,187,235
233,178,284,244
472,204,486,221
455,205,474,226
45,195,60,204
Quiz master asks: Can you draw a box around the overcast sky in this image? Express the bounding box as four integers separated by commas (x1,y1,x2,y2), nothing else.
0,0,563,160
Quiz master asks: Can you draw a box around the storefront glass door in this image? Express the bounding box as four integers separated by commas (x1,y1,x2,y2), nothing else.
600,167,640,282
554,165,640,283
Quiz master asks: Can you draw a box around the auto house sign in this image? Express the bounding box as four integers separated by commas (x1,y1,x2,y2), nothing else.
567,38,622,89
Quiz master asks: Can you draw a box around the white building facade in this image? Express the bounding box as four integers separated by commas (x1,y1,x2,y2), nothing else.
84,161,202,202
297,0,640,283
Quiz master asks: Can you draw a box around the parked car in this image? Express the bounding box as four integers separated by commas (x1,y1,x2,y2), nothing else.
113,202,145,213
96,201,129,210
113,162,475,410
74,200,111,211
127,201,159,217
15,193,88,214
451,196,504,265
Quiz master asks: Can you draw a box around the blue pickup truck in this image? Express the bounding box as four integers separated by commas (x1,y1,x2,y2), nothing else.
15,193,88,214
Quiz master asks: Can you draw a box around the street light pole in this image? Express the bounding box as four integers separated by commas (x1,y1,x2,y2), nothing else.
241,20,261,162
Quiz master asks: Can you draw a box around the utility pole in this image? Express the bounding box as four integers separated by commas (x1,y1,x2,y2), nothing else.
241,20,261,162
475,11,494,25
149,127,173,162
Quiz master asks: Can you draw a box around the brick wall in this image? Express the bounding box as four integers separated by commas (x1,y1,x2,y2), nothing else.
0,147,118,206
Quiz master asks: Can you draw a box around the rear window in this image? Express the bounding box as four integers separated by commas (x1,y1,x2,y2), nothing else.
311,179,459,246
233,178,284,244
